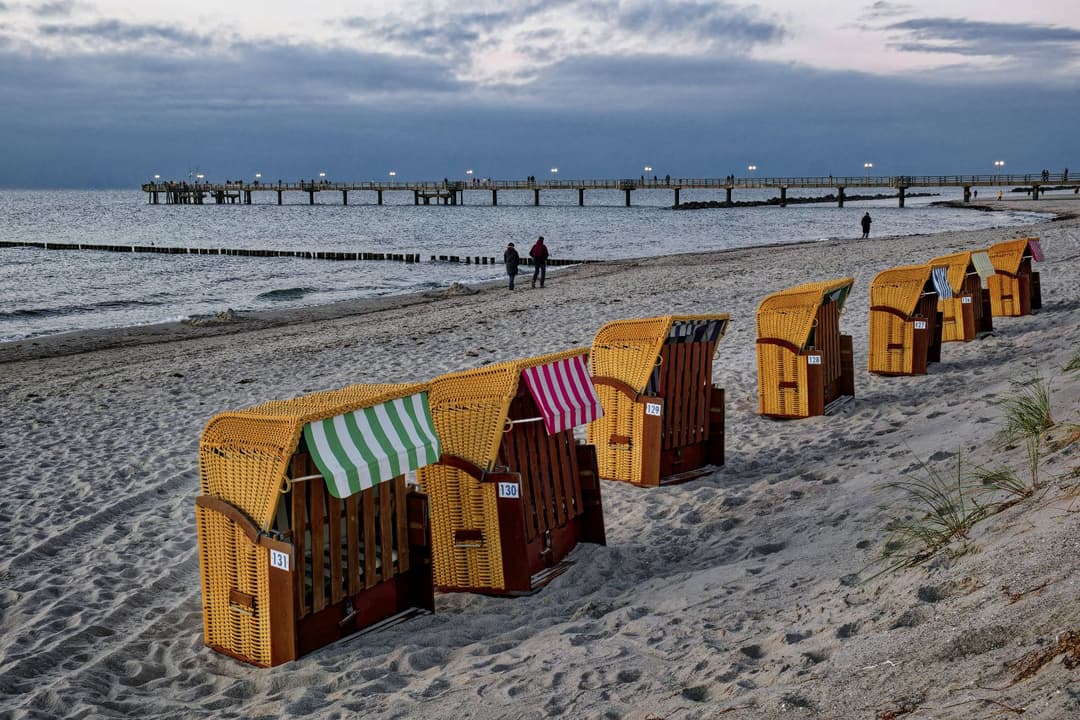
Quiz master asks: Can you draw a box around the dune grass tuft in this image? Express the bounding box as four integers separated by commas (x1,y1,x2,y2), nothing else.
878,452,988,574
997,373,1054,490
1065,348,1080,373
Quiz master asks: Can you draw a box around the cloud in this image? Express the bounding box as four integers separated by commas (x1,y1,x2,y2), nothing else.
612,0,783,46
38,19,213,48
32,0,75,16
861,1,914,21
884,17,1080,61
342,0,784,82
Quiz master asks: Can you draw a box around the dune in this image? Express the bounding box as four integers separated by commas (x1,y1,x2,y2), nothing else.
0,196,1077,719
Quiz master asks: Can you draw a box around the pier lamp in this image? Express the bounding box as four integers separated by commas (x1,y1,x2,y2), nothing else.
994,160,1005,176
644,166,652,173
196,173,204,184
864,162,873,178
550,167,559,180
319,172,326,184
153,174,160,181
747,164,757,176
388,171,396,177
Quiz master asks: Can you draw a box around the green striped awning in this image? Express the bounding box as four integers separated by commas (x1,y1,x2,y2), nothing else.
972,251,996,281
302,392,441,499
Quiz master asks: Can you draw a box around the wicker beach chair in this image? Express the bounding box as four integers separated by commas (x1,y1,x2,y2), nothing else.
927,251,996,341
868,265,943,375
587,315,729,486
196,383,440,667
756,279,855,418
416,349,606,595
986,238,1044,317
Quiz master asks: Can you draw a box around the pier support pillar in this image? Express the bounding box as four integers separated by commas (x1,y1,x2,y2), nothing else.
837,187,845,208
534,189,540,206
578,188,585,206
624,189,631,207
245,190,252,205
674,188,680,208
963,186,971,203
342,190,348,206
414,190,420,205
309,190,315,205
780,187,787,207
377,190,383,205
492,189,498,206
726,187,732,204
1032,185,1040,200
450,192,457,206
277,190,283,205
898,186,906,208
152,192,159,205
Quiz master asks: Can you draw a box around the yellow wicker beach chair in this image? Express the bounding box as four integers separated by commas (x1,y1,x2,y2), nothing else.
756,279,855,418
986,237,1044,317
416,349,606,595
196,383,440,667
928,250,993,341
587,315,729,486
927,251,996,341
868,265,942,376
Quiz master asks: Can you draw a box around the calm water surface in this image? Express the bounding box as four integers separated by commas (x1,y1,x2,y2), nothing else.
0,188,1052,342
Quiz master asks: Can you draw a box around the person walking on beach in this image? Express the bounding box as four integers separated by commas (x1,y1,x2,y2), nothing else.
504,242,520,290
529,236,549,288
860,212,872,239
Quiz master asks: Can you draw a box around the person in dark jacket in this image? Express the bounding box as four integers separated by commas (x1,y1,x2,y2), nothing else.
860,212,872,239
529,236,549,288
504,242,520,290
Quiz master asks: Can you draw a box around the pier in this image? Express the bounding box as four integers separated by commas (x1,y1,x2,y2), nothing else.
142,173,1080,209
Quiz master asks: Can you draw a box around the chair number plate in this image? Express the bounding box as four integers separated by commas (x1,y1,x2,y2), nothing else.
914,320,927,329
807,355,822,365
270,549,290,572
962,296,972,304
498,482,520,499
645,402,662,416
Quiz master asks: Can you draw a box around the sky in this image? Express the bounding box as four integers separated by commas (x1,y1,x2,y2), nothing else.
1,0,1078,187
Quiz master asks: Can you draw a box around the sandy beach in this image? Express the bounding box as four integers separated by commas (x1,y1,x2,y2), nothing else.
1,197,1078,719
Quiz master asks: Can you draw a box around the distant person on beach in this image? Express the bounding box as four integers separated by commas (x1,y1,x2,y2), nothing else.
860,212,872,239
998,190,1004,200
504,242,520,290
530,236,549,288
973,190,977,199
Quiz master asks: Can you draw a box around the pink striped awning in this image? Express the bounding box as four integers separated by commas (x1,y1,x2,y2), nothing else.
521,354,604,435
1029,239,1044,262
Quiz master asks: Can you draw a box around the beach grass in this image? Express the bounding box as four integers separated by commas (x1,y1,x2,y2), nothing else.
878,452,988,574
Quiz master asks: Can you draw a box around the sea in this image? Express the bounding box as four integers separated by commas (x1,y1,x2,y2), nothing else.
0,187,1055,343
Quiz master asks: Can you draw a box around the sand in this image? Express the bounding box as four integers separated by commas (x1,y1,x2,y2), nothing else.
1,196,1077,719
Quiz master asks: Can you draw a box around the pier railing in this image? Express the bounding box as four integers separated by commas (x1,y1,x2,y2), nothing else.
141,172,1078,208
142,172,1076,194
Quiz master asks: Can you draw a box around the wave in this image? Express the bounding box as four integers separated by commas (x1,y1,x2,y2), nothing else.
256,287,316,301
0,298,166,321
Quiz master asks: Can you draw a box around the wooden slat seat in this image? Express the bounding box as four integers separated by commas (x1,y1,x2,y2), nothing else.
196,383,437,667
417,349,606,595
588,315,729,486
755,279,854,418
986,238,1043,317
868,265,942,376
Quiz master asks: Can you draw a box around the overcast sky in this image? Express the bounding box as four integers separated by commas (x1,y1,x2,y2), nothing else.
1,0,1078,187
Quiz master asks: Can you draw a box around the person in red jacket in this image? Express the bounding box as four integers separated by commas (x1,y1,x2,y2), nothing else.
529,236,549,288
